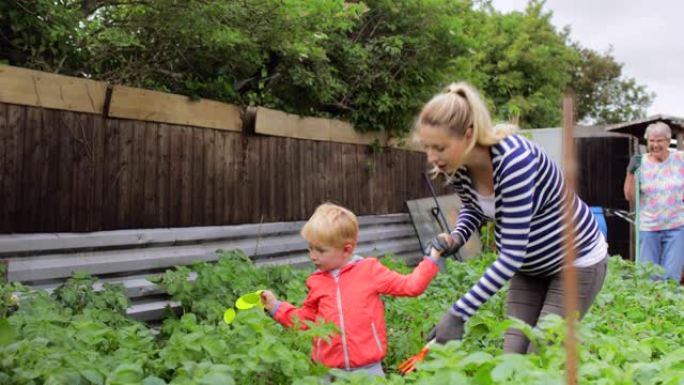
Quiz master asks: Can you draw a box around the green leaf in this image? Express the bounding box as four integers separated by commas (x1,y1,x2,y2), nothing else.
80,369,104,385
142,376,166,385
45,371,84,385
199,372,235,385
458,351,494,368
201,338,225,358
0,318,16,345
106,363,143,385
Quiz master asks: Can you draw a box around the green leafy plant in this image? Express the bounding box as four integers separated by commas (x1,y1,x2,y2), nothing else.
0,252,681,384
52,271,129,316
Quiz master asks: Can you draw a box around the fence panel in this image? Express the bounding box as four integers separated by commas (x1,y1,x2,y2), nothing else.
0,102,442,232
575,136,632,259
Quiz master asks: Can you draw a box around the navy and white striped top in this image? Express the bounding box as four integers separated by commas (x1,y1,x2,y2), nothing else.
449,134,603,320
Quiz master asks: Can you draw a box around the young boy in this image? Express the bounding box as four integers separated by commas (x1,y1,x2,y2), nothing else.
260,203,443,377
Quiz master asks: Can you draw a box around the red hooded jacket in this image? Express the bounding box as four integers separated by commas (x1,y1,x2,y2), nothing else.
273,256,439,369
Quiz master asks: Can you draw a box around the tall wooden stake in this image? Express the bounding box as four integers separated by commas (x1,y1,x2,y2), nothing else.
562,92,578,385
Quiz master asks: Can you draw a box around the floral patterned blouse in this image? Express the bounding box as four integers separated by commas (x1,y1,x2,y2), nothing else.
634,151,684,231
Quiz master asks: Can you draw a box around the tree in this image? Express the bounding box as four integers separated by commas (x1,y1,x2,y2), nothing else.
453,0,578,128
0,0,84,71
0,0,654,133
570,46,654,124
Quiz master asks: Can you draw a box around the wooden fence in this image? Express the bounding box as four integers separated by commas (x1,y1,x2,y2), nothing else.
0,102,440,233
575,135,632,260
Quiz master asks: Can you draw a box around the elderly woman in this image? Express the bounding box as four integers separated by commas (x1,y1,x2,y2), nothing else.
624,122,684,282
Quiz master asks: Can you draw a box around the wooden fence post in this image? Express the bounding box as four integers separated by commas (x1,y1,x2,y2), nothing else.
561,92,578,385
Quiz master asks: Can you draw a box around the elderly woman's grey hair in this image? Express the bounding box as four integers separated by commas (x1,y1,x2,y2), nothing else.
644,122,672,139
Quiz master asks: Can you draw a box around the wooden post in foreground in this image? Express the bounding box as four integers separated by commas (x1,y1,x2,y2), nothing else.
561,92,579,385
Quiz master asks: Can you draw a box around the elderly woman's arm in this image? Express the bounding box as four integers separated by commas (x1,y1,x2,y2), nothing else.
624,171,636,204
624,154,641,204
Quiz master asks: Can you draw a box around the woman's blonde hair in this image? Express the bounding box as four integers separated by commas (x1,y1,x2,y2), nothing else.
416,82,517,157
301,203,359,248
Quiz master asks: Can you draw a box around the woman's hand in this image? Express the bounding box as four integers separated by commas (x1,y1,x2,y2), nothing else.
426,233,462,257
260,290,278,312
628,154,642,174
431,310,465,344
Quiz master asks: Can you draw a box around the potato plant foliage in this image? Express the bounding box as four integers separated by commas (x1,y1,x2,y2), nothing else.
0,251,682,384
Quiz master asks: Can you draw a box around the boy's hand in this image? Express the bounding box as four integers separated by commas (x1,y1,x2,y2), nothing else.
429,245,442,259
260,290,278,311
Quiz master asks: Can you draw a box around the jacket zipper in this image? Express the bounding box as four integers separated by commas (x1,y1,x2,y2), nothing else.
370,321,383,353
334,275,351,370
316,338,321,362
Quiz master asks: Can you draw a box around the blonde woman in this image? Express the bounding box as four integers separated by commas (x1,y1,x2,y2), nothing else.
417,82,608,353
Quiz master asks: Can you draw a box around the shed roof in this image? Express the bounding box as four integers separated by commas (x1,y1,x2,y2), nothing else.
605,115,684,143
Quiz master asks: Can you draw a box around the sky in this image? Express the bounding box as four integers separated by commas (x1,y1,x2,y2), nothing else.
490,0,683,118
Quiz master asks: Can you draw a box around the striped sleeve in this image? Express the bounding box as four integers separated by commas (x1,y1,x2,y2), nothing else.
452,147,538,320
451,205,485,244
